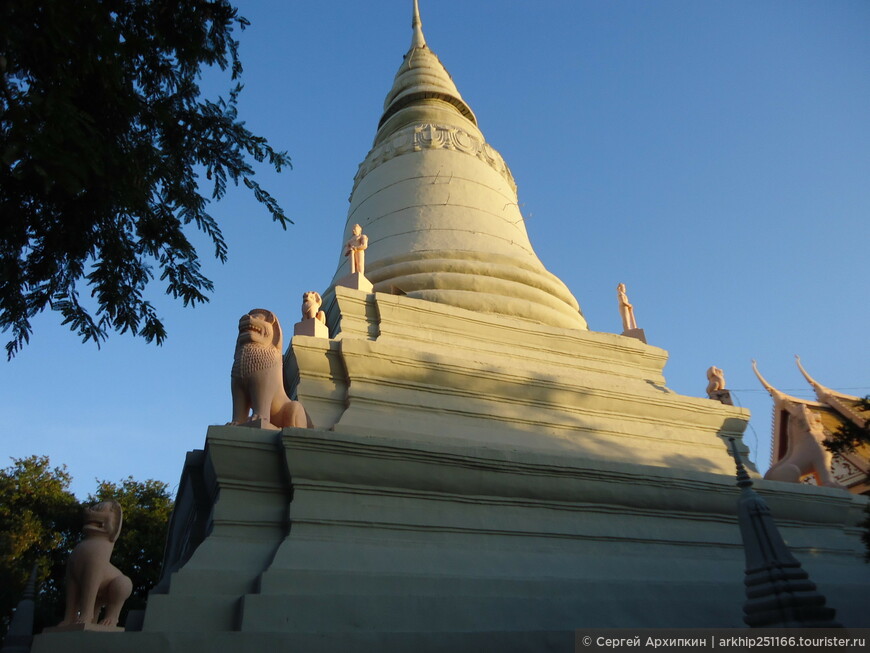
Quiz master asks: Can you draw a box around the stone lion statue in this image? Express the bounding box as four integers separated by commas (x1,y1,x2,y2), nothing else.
59,500,132,627
230,309,312,429
766,402,845,489
753,360,844,489
706,366,726,397
301,291,326,323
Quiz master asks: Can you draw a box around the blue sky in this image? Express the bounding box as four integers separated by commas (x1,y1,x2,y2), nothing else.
2,0,868,498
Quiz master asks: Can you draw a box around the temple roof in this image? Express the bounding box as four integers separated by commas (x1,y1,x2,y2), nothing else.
753,358,869,493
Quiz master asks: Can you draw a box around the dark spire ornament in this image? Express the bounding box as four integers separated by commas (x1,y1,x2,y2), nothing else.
728,438,841,627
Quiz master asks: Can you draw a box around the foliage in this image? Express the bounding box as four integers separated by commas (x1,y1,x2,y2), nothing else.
0,456,79,635
0,457,173,636
822,395,870,560
823,396,870,456
0,0,291,359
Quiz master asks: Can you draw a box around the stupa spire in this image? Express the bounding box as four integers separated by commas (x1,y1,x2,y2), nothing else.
411,0,426,50
377,2,476,138
330,2,588,331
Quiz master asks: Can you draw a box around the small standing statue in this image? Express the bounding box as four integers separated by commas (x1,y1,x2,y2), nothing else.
616,283,637,331
336,223,374,292
706,366,734,405
344,223,368,275
617,283,646,342
57,500,132,629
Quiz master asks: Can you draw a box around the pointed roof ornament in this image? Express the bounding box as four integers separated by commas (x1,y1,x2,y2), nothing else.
751,359,815,407
411,0,426,50
727,438,842,627
795,354,826,394
795,355,868,429
751,359,792,403
729,437,754,489
1,565,38,652
23,565,37,600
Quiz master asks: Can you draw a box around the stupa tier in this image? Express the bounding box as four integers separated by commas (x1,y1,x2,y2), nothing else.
290,286,750,475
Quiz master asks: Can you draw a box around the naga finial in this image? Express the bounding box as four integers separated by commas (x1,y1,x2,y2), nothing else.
751,359,781,400
794,354,821,391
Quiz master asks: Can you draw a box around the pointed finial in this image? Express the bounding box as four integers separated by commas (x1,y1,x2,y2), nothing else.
751,359,779,398
411,0,426,49
23,565,38,600
728,438,753,489
728,435,842,627
2,565,39,650
794,354,820,389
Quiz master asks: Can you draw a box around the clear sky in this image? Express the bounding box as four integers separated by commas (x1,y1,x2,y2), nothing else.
2,0,868,499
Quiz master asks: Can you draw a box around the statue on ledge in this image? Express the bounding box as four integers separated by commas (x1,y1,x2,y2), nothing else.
301,291,326,323
706,366,734,405
753,360,844,489
294,292,328,338
344,223,369,275
706,366,726,396
617,283,638,332
58,500,132,628
230,309,312,429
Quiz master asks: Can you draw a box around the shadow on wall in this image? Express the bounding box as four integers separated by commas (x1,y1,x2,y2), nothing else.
339,343,752,477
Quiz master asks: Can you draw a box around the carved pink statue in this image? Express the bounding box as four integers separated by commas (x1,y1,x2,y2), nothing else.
753,360,845,489
769,403,845,489
344,223,369,274
617,283,638,331
230,309,312,429
301,291,326,323
59,500,133,627
706,366,726,398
